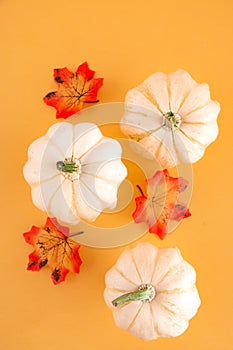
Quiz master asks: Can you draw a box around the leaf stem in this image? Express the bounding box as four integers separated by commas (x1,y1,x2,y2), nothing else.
69,232,84,237
136,185,145,197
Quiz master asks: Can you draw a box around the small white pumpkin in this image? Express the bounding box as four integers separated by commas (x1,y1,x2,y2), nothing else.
104,242,201,341
121,69,220,168
23,121,127,225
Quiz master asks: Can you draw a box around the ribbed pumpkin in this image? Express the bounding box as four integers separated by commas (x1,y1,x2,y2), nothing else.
121,69,220,168
23,121,127,225
104,242,201,341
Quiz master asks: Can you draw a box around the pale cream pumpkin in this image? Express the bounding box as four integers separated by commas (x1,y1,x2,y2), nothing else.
121,69,220,168
23,121,127,225
104,242,201,341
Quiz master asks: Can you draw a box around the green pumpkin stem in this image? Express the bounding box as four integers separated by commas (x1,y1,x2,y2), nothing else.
56,155,83,175
112,284,156,307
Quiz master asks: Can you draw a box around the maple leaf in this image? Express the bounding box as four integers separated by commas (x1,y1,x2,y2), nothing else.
132,169,191,239
43,62,104,119
23,217,82,284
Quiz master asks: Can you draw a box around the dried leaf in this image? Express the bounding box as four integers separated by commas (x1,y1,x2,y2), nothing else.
23,217,82,284
132,169,191,239
43,62,104,119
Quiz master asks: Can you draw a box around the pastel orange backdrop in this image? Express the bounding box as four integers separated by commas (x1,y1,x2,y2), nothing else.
1,0,232,349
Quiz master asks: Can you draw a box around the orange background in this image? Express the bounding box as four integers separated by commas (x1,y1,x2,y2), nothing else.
1,0,233,349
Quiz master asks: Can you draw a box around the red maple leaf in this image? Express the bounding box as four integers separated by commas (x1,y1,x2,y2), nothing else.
23,217,82,284
132,169,191,239
43,62,104,119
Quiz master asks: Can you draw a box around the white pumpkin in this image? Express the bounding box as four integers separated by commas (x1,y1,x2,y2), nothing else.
121,69,220,168
104,242,201,341
23,122,127,225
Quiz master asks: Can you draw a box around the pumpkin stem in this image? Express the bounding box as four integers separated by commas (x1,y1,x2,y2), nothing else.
163,111,181,129
112,284,156,307
56,157,82,180
56,160,78,173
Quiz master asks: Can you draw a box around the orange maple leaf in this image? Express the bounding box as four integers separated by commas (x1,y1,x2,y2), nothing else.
23,217,82,284
43,62,104,119
132,169,191,239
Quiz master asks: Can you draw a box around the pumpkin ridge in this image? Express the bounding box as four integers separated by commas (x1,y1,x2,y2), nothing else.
152,132,175,168
47,177,66,215
153,137,164,160
138,86,164,115
80,174,106,202
124,106,161,120
149,247,160,284
175,83,197,115
159,301,177,317
71,122,75,156
49,137,67,159
168,70,197,114
40,173,60,185
156,287,186,295
149,303,162,338
179,83,210,115
81,160,104,167
180,96,210,118
181,121,207,126
143,72,170,114
157,285,200,320
178,128,206,149
170,128,181,164
181,102,212,119
176,82,204,115
107,287,133,294
126,90,161,116
72,178,104,221
71,181,80,217
158,260,197,293
155,260,182,288
131,249,143,284
130,126,164,142
78,136,104,161
156,266,178,287
182,100,220,123
127,303,144,331
166,75,172,112
114,267,138,287
81,169,121,185
150,249,169,285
